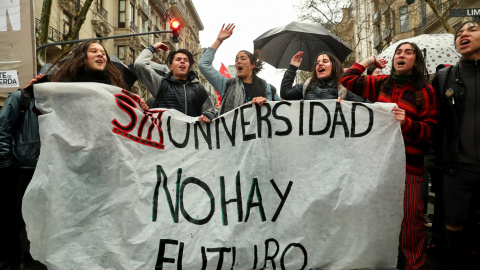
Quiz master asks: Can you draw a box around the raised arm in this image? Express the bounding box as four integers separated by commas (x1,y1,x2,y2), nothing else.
134,42,169,98
340,56,387,101
198,24,235,97
280,51,305,100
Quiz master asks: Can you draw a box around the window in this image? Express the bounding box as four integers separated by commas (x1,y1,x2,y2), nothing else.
119,0,126,28
62,11,72,37
392,10,396,35
400,6,409,32
118,46,126,61
421,0,427,26
436,0,442,13
130,2,135,24
143,19,148,33
129,47,135,65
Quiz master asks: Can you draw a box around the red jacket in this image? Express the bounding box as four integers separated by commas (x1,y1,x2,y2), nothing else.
341,63,438,176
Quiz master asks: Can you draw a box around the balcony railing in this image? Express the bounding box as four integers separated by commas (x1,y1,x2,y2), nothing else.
96,4,108,20
130,22,138,33
380,3,388,14
150,0,167,14
373,34,381,47
139,1,150,17
35,18,63,42
382,27,391,39
414,0,460,35
373,11,379,23
170,0,190,25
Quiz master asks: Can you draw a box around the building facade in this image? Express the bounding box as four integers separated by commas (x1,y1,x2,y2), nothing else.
341,0,480,64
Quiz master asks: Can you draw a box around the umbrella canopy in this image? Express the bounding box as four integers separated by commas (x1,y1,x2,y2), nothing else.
377,33,460,75
253,21,352,71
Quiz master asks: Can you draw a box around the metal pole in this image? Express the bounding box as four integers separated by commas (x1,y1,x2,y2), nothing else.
36,30,174,52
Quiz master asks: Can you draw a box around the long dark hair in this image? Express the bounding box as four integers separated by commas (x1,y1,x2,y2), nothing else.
48,40,125,88
309,51,344,86
238,50,264,75
381,42,428,93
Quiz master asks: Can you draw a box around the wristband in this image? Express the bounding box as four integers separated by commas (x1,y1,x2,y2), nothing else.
217,38,223,43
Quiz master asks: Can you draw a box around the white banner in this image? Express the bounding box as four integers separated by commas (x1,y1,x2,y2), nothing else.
24,83,406,270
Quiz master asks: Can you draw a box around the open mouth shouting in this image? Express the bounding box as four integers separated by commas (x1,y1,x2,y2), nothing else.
459,39,471,49
396,60,406,67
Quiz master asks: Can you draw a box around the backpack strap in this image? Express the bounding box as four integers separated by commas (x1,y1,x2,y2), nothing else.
302,78,312,98
18,88,31,116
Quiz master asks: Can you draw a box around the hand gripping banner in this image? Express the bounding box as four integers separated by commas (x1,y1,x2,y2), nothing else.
23,82,405,270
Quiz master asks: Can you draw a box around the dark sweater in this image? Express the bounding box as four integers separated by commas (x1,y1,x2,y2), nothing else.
457,58,480,164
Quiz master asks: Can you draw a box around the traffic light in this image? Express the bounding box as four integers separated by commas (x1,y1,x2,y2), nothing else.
406,0,415,4
170,18,181,43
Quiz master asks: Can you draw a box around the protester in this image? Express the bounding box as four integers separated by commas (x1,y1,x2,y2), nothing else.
0,85,41,270
0,39,136,270
45,41,125,88
198,23,280,115
366,66,382,75
341,42,438,270
135,43,215,122
432,20,480,269
281,51,370,102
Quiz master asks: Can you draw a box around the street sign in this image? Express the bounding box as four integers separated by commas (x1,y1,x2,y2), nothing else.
450,8,480,17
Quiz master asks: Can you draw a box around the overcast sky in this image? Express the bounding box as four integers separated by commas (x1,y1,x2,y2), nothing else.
192,0,301,90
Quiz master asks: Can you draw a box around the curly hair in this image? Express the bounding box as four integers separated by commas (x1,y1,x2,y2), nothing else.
47,40,125,88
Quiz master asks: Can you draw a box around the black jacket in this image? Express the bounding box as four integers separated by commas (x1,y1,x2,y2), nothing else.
134,49,215,119
281,65,370,102
0,89,40,169
432,59,480,170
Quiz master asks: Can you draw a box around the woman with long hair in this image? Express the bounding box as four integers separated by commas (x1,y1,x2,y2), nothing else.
341,42,438,270
199,23,280,115
280,51,369,102
47,40,125,88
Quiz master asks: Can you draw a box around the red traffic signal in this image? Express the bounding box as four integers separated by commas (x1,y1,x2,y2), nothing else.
170,19,181,43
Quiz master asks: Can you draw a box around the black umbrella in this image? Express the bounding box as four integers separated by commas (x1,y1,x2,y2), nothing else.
253,21,352,71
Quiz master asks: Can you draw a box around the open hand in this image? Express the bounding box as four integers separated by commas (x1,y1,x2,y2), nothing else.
218,23,235,42
291,51,303,67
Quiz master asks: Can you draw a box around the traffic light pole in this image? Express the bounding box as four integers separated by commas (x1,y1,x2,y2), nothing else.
36,30,175,52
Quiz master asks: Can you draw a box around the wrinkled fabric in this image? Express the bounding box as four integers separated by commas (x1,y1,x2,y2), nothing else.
24,83,405,270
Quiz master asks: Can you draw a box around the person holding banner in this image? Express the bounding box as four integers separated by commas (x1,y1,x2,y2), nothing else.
198,23,280,115
341,42,438,270
280,51,370,102
46,40,126,89
134,44,215,123
1,40,144,269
